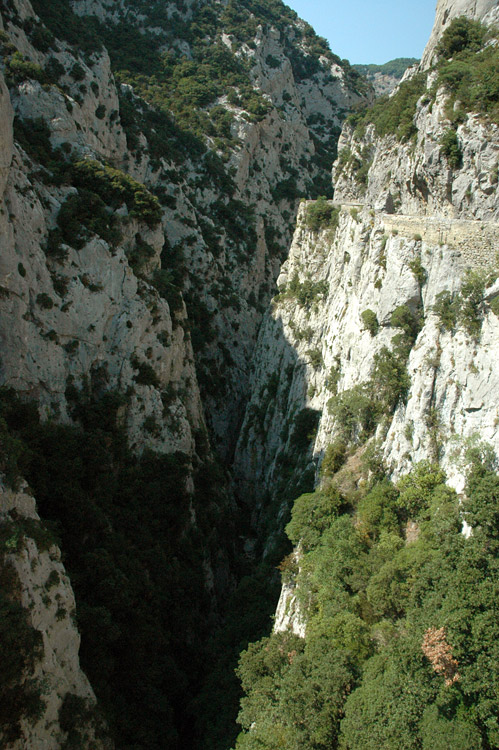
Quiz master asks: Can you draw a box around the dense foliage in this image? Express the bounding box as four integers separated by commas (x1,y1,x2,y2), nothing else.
436,19,499,125
234,455,499,749
0,554,45,745
348,72,427,142
433,266,499,338
0,388,238,749
303,197,340,232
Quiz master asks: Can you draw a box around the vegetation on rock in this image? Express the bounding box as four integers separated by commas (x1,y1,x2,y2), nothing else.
0,388,233,749
344,13,499,204
303,197,340,232
349,72,427,142
1,2,498,750
234,455,499,749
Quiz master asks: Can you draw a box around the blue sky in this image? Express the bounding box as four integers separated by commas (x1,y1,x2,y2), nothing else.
286,0,437,64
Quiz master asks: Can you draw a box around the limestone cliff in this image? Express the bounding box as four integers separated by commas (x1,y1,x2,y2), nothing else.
0,0,367,745
232,4,499,637
353,59,419,97
61,0,369,457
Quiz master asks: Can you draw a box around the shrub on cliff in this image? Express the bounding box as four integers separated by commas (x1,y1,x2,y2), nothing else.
436,20,499,124
56,190,121,250
291,408,321,451
348,73,427,142
458,268,487,337
328,384,377,442
0,589,45,745
5,51,46,84
72,160,162,227
361,309,379,336
303,197,340,232
440,128,462,168
432,290,458,331
436,17,486,60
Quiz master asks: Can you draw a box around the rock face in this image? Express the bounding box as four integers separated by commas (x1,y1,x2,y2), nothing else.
239,200,499,496
0,0,369,462
366,71,403,97
234,1,499,573
334,96,499,221
0,71,13,197
0,480,110,748
3,0,498,741
58,0,368,459
353,60,419,97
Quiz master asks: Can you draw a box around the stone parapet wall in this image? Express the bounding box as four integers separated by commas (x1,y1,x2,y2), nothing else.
381,214,499,269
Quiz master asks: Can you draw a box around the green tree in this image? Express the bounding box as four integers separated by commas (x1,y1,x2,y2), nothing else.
361,309,379,336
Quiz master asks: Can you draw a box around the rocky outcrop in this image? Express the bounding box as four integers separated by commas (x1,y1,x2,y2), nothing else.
238,200,498,522
0,0,207,461
0,145,203,455
274,580,307,638
421,0,499,68
334,94,499,221
0,0,369,741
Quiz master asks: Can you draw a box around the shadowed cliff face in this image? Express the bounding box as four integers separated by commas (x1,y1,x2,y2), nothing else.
2,0,499,747
9,0,368,461
237,5,499,544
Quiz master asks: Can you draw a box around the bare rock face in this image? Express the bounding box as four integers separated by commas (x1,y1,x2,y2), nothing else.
13,49,128,162
0,0,204,461
0,70,13,198
0,0,369,735
274,580,307,638
235,201,497,505
334,94,499,222
421,0,499,68
0,144,203,457
368,71,403,97
0,480,111,748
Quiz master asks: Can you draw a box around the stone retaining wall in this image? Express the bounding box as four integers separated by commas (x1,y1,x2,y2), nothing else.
381,214,499,269
303,201,498,270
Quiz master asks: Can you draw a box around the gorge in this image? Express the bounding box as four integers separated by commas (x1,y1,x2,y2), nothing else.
0,0,498,748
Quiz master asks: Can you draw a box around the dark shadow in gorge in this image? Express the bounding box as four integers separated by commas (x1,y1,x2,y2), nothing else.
0,297,321,750
191,305,323,750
